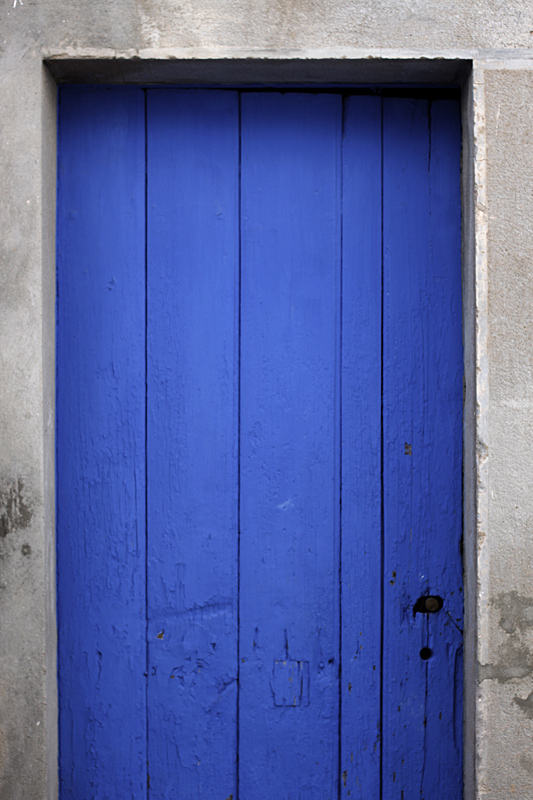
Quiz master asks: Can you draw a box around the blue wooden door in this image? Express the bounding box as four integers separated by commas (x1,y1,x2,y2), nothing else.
57,88,463,799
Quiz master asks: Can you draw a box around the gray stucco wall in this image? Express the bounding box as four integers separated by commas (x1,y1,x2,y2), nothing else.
1,1,533,797
477,67,533,799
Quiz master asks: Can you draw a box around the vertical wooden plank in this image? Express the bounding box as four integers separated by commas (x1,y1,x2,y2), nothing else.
423,98,464,794
56,87,146,798
146,89,239,799
340,95,382,799
382,97,463,799
239,92,342,799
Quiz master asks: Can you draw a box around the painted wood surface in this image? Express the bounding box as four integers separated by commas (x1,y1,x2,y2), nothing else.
382,97,463,799
56,87,147,797
340,95,383,799
57,88,463,799
146,89,239,798
239,92,341,799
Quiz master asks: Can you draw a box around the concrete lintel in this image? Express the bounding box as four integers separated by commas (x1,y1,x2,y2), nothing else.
44,56,471,86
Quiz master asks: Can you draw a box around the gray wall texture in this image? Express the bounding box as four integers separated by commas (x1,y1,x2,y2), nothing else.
1,1,533,798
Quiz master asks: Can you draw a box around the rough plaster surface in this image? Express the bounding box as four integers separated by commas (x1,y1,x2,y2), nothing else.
2,0,533,61
0,49,49,799
479,69,533,798
1,0,533,798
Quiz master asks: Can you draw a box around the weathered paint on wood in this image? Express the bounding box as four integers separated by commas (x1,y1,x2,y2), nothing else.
382,97,463,799
146,89,239,798
56,87,147,797
239,92,341,798
340,95,383,799
57,88,463,799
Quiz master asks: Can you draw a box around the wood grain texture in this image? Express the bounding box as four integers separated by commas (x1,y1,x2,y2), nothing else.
146,89,239,799
56,87,147,798
340,95,383,799
239,92,342,799
56,88,463,799
382,97,463,799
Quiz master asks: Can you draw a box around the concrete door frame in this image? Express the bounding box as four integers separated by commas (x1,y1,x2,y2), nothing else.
42,57,480,800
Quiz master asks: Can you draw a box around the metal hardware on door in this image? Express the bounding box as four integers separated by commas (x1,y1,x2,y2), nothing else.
414,595,443,614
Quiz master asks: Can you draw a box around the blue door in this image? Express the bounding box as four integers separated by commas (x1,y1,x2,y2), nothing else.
56,87,463,799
